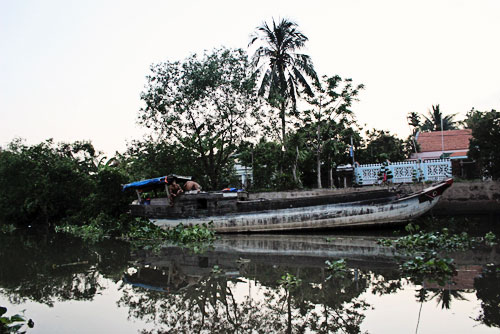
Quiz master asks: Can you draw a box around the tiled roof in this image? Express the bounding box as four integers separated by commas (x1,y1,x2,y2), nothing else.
417,129,472,152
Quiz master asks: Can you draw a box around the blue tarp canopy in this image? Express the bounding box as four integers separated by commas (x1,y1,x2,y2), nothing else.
122,174,192,191
122,176,167,191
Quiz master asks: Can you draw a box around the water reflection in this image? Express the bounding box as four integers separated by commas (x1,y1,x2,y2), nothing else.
0,232,499,333
0,233,130,306
475,264,500,328
119,234,500,333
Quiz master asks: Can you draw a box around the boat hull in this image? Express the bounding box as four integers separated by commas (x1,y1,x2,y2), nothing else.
151,179,453,233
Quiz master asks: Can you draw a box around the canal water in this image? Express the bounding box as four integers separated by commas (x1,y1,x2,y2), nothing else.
1,221,499,333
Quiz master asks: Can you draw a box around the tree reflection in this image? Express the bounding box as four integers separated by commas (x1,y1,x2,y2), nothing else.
0,233,129,306
119,261,372,334
429,288,468,309
474,264,500,328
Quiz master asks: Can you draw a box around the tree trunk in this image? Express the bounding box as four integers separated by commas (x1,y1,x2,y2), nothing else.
316,99,322,188
317,151,322,189
292,145,299,184
327,153,334,188
329,166,334,188
280,101,287,152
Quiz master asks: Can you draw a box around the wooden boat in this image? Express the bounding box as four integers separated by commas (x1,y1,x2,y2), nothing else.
123,177,453,233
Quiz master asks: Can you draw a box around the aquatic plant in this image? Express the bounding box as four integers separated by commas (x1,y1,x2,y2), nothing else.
378,225,497,286
56,215,216,254
55,222,105,243
165,222,216,245
400,252,456,286
0,224,16,234
125,221,216,254
484,232,497,246
325,259,347,280
0,306,34,333
378,227,484,254
278,273,302,291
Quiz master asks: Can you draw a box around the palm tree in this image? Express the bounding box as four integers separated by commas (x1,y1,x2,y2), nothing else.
249,18,319,150
421,104,458,131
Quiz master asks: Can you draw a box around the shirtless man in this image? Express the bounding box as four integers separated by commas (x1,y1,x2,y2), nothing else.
168,179,183,205
184,180,201,193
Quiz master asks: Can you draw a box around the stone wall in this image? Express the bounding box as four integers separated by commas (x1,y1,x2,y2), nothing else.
433,180,500,215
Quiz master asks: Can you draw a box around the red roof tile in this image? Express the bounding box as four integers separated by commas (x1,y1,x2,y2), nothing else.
417,129,472,152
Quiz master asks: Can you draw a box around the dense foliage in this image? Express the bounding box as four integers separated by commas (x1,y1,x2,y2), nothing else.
356,129,408,164
118,139,199,183
466,109,500,179
0,139,131,230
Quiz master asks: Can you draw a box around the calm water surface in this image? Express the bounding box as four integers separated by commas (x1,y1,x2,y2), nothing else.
1,221,499,333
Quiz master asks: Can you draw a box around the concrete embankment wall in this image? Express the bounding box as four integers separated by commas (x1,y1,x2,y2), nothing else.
249,180,500,216
432,181,500,216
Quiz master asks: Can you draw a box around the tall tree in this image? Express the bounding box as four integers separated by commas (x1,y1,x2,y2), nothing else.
304,75,364,188
138,48,260,190
407,111,421,134
249,18,319,151
421,104,458,131
406,112,421,155
467,109,500,179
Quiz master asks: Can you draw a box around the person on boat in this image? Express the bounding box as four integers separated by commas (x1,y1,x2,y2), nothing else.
168,178,183,206
184,179,201,193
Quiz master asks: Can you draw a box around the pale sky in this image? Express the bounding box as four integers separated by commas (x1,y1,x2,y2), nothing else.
1,0,499,155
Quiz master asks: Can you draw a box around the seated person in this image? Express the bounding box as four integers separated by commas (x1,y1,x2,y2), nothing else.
168,178,183,205
184,179,201,193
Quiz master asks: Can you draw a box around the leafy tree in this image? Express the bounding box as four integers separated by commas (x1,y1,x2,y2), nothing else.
467,109,500,179
236,139,283,190
249,18,318,152
304,75,364,188
119,138,198,181
462,107,486,129
138,48,260,190
0,139,131,230
358,129,407,164
421,104,458,131
0,139,94,228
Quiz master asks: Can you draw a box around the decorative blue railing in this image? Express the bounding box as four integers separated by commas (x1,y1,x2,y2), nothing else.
354,159,451,185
